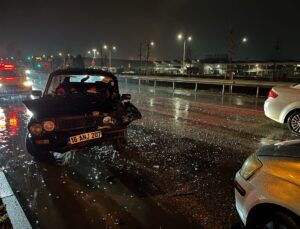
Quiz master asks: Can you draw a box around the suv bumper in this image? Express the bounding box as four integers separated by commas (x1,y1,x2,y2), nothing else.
29,127,127,153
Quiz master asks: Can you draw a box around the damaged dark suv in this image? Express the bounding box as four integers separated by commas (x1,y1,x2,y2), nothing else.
23,68,141,159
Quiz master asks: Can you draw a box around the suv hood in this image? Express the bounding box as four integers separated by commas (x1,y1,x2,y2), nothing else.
23,93,114,118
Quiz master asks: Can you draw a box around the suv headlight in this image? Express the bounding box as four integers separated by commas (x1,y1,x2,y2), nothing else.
43,120,55,132
103,116,116,125
239,153,262,180
29,123,43,136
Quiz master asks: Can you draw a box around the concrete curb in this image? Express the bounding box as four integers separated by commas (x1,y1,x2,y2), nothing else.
0,171,32,229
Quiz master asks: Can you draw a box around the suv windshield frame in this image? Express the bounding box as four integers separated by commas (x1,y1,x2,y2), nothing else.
43,69,120,99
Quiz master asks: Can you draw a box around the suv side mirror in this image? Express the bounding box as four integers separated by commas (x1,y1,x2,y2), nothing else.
32,90,42,98
121,94,131,101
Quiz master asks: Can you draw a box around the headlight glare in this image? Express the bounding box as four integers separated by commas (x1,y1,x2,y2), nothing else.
23,81,32,87
29,123,43,136
43,120,55,132
239,153,262,180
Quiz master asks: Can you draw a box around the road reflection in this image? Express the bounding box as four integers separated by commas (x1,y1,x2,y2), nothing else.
0,97,29,147
0,96,195,229
0,81,295,228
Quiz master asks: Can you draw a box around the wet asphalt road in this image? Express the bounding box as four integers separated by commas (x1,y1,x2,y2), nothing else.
0,76,298,229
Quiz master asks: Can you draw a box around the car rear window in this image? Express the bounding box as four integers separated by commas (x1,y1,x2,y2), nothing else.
257,141,300,158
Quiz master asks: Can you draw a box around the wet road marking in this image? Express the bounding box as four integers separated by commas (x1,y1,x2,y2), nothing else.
0,170,32,229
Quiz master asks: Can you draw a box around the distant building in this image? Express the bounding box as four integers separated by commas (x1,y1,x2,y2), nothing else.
202,60,300,80
22,56,300,80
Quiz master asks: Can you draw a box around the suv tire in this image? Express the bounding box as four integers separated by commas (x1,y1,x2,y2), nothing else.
112,129,128,152
25,133,55,162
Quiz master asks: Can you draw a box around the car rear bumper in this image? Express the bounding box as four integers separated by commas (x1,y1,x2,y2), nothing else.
264,99,282,123
29,127,127,153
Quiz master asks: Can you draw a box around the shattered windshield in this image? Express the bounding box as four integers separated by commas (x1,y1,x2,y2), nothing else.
45,74,117,98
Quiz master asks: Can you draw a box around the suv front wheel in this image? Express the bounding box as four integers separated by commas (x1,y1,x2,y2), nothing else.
25,133,55,162
112,129,128,152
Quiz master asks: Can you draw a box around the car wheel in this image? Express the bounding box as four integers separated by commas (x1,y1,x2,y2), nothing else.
249,210,299,229
112,129,128,152
287,111,300,135
25,134,55,162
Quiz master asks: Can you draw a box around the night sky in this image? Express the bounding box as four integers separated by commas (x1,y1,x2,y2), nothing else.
1,0,300,60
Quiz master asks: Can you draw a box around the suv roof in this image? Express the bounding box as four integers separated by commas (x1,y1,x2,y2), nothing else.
50,68,117,80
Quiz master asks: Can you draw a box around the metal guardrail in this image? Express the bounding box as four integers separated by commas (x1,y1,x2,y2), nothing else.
118,75,295,97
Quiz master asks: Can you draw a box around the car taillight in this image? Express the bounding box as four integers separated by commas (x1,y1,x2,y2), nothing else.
0,64,16,70
0,77,18,82
268,89,278,99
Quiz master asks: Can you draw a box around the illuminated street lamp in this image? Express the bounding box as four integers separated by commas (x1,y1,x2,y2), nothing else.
242,37,248,43
177,34,183,40
177,33,192,72
58,52,62,57
103,45,117,70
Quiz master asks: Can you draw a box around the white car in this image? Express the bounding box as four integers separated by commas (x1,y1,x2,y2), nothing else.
235,140,300,228
264,84,300,135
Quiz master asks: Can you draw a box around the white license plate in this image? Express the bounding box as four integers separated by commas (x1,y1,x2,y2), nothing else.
69,131,102,145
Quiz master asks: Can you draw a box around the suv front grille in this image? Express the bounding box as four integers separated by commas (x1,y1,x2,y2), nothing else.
56,116,99,131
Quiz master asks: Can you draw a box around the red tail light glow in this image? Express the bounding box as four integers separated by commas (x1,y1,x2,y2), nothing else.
268,89,278,99
0,64,17,70
8,111,19,136
0,77,18,82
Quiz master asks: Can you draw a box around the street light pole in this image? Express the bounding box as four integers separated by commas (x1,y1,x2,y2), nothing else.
103,45,116,71
177,33,192,74
92,49,97,59
227,34,248,80
182,40,186,70
109,49,112,69
145,41,155,75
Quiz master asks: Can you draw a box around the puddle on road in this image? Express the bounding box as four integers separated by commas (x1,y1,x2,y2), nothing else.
43,147,195,229
5,148,195,229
